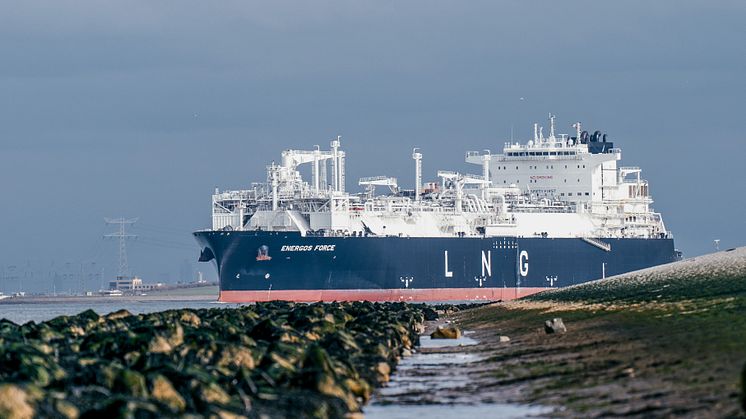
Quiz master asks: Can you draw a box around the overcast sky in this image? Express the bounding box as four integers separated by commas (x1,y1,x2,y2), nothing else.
1,1,744,293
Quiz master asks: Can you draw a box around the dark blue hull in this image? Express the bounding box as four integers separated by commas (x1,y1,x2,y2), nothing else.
194,231,678,302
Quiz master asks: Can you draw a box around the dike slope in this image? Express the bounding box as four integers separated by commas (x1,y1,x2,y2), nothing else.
452,247,746,418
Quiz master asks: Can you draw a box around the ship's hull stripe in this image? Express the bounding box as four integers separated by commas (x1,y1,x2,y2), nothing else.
219,287,548,303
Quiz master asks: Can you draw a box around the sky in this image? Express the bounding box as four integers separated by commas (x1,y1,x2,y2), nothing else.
0,1,744,293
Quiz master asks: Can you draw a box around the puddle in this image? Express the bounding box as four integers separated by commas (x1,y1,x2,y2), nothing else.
396,352,481,367
364,403,551,418
419,332,479,348
365,330,551,418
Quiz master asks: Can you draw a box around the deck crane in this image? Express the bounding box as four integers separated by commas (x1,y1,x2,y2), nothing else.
358,176,399,198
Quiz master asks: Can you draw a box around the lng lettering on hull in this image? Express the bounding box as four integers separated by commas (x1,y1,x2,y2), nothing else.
194,114,680,302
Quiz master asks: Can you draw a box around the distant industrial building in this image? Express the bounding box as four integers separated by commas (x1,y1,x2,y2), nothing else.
108,276,164,292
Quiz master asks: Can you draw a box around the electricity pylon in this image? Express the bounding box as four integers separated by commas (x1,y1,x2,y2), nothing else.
104,217,138,279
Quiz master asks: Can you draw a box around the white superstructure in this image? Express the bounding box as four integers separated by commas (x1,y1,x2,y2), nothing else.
209,115,669,240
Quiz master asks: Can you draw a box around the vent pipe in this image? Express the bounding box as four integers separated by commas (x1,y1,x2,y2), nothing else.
412,148,422,201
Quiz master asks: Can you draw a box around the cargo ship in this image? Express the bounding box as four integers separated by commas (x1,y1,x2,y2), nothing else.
194,115,679,302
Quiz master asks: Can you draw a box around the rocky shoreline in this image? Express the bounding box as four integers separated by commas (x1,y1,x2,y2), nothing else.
0,302,445,418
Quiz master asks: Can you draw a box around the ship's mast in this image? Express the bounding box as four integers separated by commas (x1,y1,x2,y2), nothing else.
331,136,345,193
412,148,422,201
480,151,491,199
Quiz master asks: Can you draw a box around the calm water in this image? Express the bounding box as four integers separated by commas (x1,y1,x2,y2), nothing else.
0,300,241,324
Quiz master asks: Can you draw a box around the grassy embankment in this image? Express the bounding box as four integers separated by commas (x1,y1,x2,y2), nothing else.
458,248,746,417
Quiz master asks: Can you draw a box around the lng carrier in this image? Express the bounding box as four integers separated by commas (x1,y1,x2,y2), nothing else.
195,115,679,302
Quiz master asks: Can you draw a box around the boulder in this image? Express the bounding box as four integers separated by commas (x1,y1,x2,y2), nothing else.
374,362,391,383
544,318,567,334
54,400,79,419
0,384,34,419
430,326,462,339
216,345,255,370
106,310,132,320
198,382,231,405
498,335,510,343
344,378,372,402
316,373,358,411
148,336,173,354
114,369,148,398
150,374,186,412
179,311,201,327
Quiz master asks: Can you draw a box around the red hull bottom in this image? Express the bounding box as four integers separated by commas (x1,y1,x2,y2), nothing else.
219,287,549,303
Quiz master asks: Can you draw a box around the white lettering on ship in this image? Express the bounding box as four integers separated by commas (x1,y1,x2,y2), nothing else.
280,245,336,252
519,250,529,277
481,250,492,277
444,251,453,278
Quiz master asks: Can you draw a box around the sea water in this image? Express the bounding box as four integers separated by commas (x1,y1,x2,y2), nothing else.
0,300,235,324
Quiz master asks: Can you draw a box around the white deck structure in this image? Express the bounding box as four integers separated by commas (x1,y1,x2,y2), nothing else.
209,115,668,240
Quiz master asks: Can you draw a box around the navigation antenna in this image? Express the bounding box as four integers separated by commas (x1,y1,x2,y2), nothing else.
104,217,138,279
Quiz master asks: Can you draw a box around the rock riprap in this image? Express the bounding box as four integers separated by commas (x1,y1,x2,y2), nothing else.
0,302,433,418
